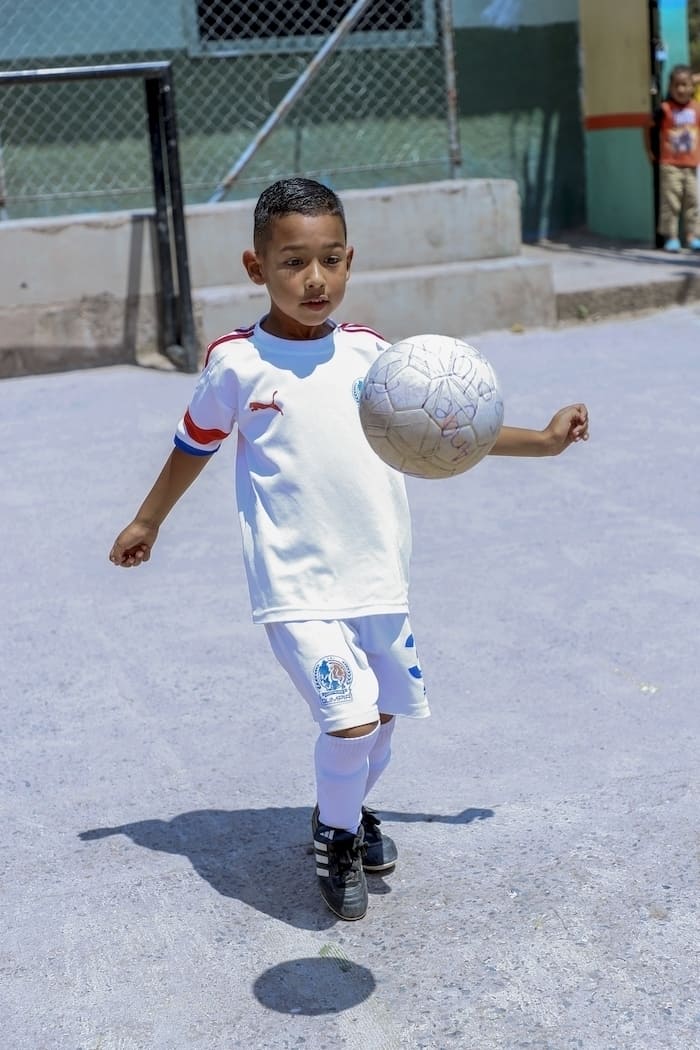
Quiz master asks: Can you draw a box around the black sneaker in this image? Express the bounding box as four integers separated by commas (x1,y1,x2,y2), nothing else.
311,805,398,874
361,806,398,873
312,810,368,920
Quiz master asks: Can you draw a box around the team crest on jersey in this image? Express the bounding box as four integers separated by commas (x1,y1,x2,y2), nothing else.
352,378,364,403
313,656,354,705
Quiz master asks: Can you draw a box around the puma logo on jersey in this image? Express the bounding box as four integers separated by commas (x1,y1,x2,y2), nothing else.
249,390,283,414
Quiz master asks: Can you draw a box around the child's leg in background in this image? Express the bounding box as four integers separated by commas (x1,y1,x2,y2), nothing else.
658,164,683,241
682,166,700,244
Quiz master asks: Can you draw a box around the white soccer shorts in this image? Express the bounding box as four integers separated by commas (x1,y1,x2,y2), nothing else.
264,613,430,733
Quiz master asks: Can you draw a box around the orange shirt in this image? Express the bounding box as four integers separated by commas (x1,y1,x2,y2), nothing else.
657,99,700,166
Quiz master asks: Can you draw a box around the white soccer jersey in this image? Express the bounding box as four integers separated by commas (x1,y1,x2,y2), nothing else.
175,320,412,624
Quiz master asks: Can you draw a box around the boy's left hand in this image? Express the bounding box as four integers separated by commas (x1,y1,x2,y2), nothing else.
544,403,589,454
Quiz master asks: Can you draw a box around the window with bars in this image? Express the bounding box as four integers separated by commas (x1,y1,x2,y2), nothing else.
191,0,435,55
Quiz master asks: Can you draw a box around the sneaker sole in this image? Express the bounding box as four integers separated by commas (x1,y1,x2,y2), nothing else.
363,859,396,874
319,892,368,921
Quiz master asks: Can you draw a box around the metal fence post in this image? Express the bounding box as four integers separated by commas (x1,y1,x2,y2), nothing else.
145,75,178,361
160,66,198,373
440,0,463,179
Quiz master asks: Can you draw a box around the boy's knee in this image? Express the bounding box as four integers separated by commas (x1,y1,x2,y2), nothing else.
328,720,379,739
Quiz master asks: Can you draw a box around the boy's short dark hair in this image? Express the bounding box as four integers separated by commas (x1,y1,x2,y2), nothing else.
253,177,347,249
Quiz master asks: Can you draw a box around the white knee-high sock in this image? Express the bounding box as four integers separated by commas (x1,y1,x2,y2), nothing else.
364,718,396,798
315,725,379,833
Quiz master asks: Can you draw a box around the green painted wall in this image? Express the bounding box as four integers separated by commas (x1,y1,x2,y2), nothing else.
0,0,184,58
1,1,586,234
585,130,655,240
579,0,654,240
453,22,585,238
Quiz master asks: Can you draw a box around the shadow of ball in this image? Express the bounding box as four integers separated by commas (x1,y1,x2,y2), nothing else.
253,956,376,1015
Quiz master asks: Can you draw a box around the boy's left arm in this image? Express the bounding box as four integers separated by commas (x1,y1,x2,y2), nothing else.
489,403,589,457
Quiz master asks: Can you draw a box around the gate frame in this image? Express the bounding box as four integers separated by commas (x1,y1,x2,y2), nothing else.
0,61,198,372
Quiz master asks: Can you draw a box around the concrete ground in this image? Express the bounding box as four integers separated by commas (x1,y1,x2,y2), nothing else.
2,301,699,1050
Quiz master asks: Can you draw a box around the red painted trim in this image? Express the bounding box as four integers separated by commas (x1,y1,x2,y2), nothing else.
585,112,650,131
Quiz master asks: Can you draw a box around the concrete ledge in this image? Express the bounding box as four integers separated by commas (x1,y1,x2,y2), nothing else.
183,178,522,287
0,180,520,312
0,213,157,309
0,293,163,379
344,257,556,340
196,256,556,350
556,272,700,321
0,179,532,376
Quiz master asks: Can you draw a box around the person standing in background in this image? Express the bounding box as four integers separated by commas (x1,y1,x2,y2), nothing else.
647,64,700,252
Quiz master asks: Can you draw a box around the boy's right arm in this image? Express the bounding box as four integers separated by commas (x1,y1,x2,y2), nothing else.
109,447,212,567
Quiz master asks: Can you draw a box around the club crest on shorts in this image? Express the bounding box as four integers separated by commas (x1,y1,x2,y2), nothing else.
352,378,364,403
313,656,354,705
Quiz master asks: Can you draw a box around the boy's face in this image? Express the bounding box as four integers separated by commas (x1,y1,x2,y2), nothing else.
243,212,353,340
670,72,694,104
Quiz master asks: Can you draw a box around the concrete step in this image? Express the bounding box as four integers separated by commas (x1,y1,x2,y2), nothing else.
194,255,556,349
555,275,700,322
523,240,700,322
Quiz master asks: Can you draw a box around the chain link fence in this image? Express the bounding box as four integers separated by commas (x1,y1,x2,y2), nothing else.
0,0,458,220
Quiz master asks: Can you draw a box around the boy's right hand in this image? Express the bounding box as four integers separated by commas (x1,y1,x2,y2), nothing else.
109,520,159,567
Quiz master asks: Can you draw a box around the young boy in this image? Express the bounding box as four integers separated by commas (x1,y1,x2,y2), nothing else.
647,64,700,252
109,177,589,921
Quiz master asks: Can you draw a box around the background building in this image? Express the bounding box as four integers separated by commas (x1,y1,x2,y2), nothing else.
0,1,694,241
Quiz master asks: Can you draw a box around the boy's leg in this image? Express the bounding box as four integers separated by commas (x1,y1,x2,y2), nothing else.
365,713,396,796
682,166,700,245
353,713,398,873
264,616,428,917
314,720,379,832
264,620,383,919
314,714,398,876
314,705,397,832
360,615,428,799
658,164,683,246
312,721,380,920
355,615,430,871
265,619,383,829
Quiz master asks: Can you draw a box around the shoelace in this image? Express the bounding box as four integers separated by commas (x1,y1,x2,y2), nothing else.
332,834,366,877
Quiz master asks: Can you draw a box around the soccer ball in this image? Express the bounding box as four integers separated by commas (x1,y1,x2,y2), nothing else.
359,334,504,479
